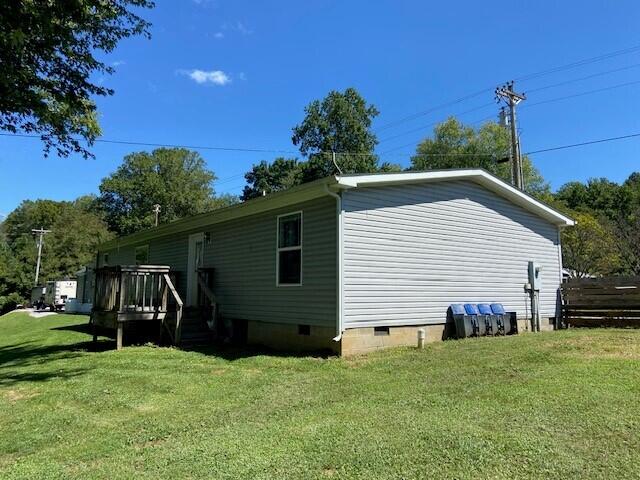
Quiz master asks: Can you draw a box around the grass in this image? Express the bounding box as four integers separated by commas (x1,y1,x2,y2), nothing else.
1,313,640,479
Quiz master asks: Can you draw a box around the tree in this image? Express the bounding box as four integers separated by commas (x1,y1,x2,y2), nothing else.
617,207,640,275
242,158,302,201
292,88,380,180
410,118,549,197
557,178,634,221
561,212,621,278
98,148,221,235
0,198,113,300
0,1,153,158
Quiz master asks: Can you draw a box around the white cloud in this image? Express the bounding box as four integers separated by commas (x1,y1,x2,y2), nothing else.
214,31,224,39
111,60,126,67
235,21,252,35
238,72,247,81
181,69,231,86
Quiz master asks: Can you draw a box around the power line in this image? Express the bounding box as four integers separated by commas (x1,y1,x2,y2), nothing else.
525,63,640,94
524,132,640,155
523,79,640,109
193,131,640,191
377,102,495,143
374,43,640,132
515,44,640,82
378,78,640,154
374,89,492,132
379,128,640,160
0,133,299,156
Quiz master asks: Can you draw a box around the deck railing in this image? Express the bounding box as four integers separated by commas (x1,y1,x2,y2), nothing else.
92,265,183,347
197,267,217,330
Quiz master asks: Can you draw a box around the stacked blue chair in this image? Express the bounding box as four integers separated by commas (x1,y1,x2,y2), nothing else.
477,303,499,336
490,303,517,335
450,303,518,339
464,303,487,336
449,304,476,338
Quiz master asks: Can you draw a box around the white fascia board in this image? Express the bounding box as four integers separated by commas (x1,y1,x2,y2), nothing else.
336,169,575,227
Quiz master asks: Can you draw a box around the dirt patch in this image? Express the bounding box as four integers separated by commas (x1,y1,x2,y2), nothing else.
555,334,640,360
3,389,39,402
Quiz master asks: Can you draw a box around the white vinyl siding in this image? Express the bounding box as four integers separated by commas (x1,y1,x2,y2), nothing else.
341,180,562,328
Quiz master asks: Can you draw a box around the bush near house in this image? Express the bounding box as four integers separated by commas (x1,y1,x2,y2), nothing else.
1,312,640,479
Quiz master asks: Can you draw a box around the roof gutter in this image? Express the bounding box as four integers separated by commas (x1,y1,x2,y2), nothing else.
324,183,344,342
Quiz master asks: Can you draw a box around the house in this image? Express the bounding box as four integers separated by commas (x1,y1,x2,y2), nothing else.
92,169,574,355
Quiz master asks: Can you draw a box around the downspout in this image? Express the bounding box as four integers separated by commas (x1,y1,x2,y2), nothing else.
324,183,343,341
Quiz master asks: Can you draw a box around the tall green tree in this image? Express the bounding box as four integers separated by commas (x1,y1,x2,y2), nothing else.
617,207,640,275
98,148,230,235
242,158,302,201
410,118,549,197
561,212,621,278
292,87,380,180
0,198,113,301
557,178,634,221
0,1,153,158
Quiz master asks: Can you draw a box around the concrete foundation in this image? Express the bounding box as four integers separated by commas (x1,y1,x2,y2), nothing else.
340,324,456,356
245,317,556,357
247,320,339,354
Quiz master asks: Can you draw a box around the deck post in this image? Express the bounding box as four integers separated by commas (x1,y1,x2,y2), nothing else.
116,321,124,350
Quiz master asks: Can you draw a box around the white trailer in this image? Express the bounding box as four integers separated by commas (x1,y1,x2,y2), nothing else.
43,280,77,311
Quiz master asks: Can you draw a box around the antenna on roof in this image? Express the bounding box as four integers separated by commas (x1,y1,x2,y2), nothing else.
332,151,343,175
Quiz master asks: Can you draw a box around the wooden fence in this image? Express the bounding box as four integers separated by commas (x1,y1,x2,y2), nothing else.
562,276,640,327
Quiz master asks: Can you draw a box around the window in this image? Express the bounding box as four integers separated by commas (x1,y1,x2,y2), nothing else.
135,245,149,265
103,253,109,265
277,212,302,286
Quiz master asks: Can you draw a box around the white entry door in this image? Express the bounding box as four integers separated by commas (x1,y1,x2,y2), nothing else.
187,232,205,306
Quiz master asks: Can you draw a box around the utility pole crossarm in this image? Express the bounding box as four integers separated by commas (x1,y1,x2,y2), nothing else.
495,81,527,191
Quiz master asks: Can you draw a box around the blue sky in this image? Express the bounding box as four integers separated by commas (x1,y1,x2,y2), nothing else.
1,0,639,217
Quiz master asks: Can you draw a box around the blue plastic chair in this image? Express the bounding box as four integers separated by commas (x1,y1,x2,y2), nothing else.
463,304,486,336
490,303,514,335
478,303,498,336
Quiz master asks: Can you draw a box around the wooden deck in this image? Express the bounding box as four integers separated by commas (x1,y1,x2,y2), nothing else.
91,265,183,349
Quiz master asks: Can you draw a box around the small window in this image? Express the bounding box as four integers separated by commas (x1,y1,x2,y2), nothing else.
277,212,302,286
135,245,149,265
103,253,109,265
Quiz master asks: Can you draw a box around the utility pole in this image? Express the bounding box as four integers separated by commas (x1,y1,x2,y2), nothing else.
495,81,526,190
32,227,51,286
152,204,161,227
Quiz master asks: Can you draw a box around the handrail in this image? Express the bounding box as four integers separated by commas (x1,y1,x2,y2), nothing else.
163,273,183,344
197,270,217,330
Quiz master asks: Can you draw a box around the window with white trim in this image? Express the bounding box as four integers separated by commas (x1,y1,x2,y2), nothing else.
277,212,302,286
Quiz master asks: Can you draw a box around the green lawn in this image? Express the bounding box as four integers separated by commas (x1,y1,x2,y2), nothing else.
1,312,639,479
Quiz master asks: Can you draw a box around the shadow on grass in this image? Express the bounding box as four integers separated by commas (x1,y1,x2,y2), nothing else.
0,369,88,387
183,342,336,361
54,317,336,360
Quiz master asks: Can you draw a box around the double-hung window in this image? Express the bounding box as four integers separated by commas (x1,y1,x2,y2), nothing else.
277,212,302,286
